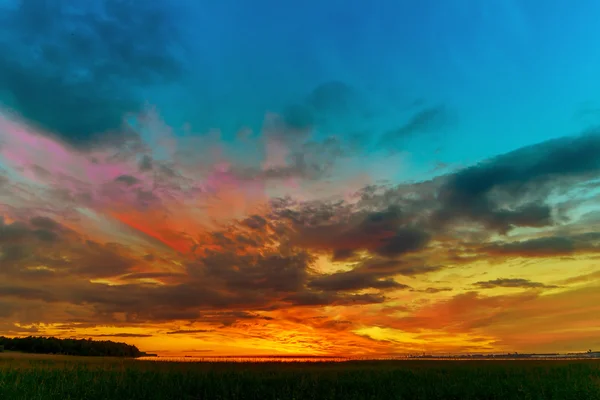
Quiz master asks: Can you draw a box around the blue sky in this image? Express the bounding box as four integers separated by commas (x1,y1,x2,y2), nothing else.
166,0,600,171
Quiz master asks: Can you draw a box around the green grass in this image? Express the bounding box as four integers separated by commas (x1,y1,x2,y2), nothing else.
1,354,600,399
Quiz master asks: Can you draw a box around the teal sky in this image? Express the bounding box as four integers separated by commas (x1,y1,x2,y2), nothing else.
3,0,600,181
152,0,600,178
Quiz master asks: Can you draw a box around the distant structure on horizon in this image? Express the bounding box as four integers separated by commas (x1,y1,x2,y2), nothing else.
408,351,600,360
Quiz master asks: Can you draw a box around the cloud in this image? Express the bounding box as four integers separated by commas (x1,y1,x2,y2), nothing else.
485,237,575,256
412,287,453,294
278,204,431,260
166,329,214,335
0,0,186,147
474,278,558,289
93,333,153,338
282,292,386,307
356,259,444,278
188,230,315,294
433,131,600,233
114,175,142,187
373,228,431,258
484,233,600,257
3,90,600,356
0,217,139,279
309,273,409,292
120,272,186,281
0,211,394,326
379,105,454,147
560,270,600,285
29,216,62,231
0,286,57,302
0,301,16,318
307,258,441,294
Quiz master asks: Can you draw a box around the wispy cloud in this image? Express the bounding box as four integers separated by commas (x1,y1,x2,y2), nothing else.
474,279,558,290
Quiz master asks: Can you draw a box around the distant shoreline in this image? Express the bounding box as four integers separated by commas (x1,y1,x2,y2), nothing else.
137,353,600,363
2,351,600,364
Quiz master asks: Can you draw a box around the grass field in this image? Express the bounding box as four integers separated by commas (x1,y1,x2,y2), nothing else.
1,352,600,399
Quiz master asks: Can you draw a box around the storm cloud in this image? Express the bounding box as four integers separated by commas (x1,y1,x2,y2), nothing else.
0,0,187,147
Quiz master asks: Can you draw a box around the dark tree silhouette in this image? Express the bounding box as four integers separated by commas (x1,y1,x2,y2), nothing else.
0,336,146,357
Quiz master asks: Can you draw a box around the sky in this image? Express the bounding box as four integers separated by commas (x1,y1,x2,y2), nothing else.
1,0,600,357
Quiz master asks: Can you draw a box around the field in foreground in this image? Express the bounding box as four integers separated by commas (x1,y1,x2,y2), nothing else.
1,353,600,399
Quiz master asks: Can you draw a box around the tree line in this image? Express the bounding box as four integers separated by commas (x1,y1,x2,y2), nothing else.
0,336,146,357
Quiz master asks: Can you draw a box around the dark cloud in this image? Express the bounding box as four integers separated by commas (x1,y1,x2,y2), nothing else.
114,175,141,187
0,217,69,270
283,292,386,307
29,216,61,231
0,217,138,279
198,311,274,326
0,218,31,243
241,215,268,230
3,130,600,330
474,278,558,289
484,233,600,257
372,228,431,258
32,228,60,242
0,286,51,300
0,216,395,325
0,322,40,334
121,272,186,281
0,209,400,326
166,329,214,335
67,241,138,278
412,287,453,294
332,248,356,262
278,203,431,260
93,333,153,338
487,237,575,257
0,0,186,146
192,250,313,293
379,264,444,276
307,259,441,293
433,132,600,233
0,301,16,318
309,272,408,292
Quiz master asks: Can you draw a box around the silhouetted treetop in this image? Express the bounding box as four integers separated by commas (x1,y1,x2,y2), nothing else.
0,336,146,357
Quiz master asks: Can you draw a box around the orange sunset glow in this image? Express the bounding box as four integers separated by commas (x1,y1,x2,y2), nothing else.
3,105,600,358
2,0,600,360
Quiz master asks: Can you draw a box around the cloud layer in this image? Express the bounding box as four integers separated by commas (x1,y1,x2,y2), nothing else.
2,0,600,356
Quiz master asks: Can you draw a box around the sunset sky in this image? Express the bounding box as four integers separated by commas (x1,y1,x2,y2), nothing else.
2,0,600,357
